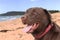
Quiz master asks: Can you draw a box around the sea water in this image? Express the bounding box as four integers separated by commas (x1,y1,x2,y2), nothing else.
0,15,23,21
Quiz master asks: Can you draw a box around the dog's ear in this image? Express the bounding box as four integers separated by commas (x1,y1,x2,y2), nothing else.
43,9,51,24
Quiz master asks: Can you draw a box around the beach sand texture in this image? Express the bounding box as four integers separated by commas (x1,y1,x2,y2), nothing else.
0,13,60,40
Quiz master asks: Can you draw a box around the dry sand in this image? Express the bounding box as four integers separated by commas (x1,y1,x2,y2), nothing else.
0,12,60,40
0,17,34,40
51,12,60,26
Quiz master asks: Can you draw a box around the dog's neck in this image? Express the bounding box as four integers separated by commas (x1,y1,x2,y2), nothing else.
33,24,53,39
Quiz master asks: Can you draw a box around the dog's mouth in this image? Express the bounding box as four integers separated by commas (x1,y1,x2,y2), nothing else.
22,24,34,33
22,23,39,33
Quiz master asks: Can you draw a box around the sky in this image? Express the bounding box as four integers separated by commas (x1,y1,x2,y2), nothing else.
0,0,60,14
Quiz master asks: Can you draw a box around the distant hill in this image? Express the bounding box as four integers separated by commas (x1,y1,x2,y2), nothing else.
0,11,25,16
48,10,60,13
0,10,59,16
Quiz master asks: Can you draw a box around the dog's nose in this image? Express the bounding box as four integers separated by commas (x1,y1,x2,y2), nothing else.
21,16,27,24
21,16,24,19
21,16,26,21
21,16,25,20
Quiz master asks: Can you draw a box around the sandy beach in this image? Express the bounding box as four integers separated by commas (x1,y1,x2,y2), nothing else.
0,13,60,40
0,17,34,40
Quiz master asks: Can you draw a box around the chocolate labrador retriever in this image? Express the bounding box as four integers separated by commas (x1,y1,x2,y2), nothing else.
21,7,60,40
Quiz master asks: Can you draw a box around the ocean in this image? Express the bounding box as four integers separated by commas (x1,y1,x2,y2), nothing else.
0,15,22,21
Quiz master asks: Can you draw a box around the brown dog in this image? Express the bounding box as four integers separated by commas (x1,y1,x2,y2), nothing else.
21,7,60,40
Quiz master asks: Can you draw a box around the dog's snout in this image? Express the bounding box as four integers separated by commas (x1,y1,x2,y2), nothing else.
21,16,24,19
21,16,27,24
21,16,27,21
21,16,26,20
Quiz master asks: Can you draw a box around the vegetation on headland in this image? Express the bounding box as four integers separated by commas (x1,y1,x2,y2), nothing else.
0,11,25,16
0,10,60,16
48,10,60,13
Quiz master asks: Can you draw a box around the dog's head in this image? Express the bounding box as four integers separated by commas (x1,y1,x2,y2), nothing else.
21,7,51,34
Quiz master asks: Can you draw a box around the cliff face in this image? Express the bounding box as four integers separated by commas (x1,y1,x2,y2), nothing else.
0,13,59,40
